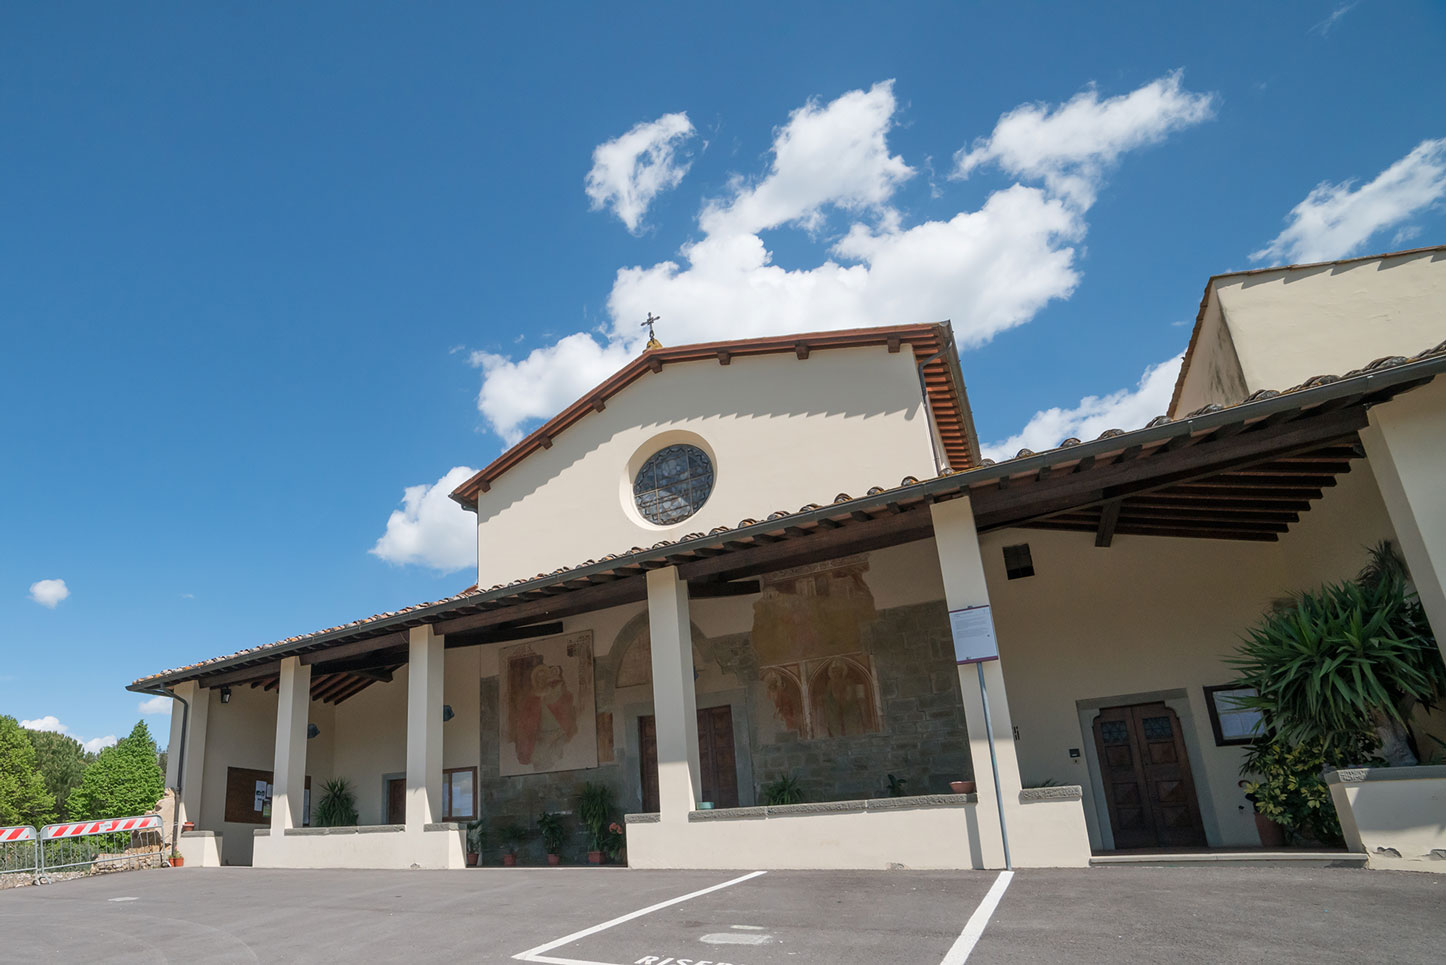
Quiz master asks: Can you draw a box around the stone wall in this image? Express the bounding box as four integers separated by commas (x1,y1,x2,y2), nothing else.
474,597,972,864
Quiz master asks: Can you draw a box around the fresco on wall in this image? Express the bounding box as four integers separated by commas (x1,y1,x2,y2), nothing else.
807,655,882,738
751,555,876,667
612,614,711,690
499,631,597,776
761,664,805,735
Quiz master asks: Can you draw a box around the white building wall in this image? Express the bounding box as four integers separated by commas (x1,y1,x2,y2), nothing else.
1175,249,1446,416
473,346,939,588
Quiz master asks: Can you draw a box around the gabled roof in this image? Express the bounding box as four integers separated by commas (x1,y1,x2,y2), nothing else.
1167,244,1446,417
449,322,977,508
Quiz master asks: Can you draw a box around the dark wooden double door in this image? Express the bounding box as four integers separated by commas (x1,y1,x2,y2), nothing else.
1093,702,1206,849
639,705,739,812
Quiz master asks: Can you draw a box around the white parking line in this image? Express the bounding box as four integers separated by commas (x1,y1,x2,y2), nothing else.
512,871,767,965
939,871,1013,965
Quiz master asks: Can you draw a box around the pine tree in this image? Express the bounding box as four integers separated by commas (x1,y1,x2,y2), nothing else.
0,716,57,828
67,720,165,820
27,729,91,818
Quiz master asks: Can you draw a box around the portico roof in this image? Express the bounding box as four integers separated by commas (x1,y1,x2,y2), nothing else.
129,338,1446,698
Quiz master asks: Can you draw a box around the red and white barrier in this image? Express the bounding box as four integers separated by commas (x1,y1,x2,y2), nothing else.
0,826,36,843
41,815,163,840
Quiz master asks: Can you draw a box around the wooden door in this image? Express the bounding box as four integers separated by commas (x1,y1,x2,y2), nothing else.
638,716,659,813
697,705,740,809
1093,702,1205,849
386,778,406,826
638,706,739,812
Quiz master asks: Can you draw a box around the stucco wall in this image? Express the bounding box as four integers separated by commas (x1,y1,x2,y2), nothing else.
196,683,276,866
1172,293,1247,416
978,462,1398,850
1218,250,1445,393
472,346,939,588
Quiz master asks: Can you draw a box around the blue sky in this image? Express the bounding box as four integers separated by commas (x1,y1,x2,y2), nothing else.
4,2,1445,752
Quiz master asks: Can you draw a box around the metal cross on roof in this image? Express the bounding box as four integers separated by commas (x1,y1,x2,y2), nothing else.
642,312,661,350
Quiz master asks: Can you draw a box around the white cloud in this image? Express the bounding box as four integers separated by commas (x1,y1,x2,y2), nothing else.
465,76,1210,450
1311,2,1359,36
19,716,118,754
586,112,696,233
83,735,117,754
29,578,70,608
370,465,480,572
699,81,913,237
954,70,1214,206
1252,138,1446,264
138,695,172,715
982,353,1184,462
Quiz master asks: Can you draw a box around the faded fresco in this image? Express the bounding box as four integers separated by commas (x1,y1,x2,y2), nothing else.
499,631,597,776
751,555,876,666
807,655,882,738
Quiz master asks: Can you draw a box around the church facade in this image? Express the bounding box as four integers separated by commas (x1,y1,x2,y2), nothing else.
132,246,1446,872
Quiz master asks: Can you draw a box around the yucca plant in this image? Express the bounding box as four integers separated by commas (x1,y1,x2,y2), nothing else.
313,778,359,827
761,774,804,805
1229,542,1444,760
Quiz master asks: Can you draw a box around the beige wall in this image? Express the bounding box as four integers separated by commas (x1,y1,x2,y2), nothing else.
1328,766,1446,872
472,346,939,588
195,683,276,866
1175,249,1446,416
1172,293,1247,416
976,461,1397,850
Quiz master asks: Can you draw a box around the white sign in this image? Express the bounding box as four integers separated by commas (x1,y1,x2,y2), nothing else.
949,605,998,664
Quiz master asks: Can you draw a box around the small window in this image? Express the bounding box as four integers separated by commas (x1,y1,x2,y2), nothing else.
1203,685,1264,746
1002,543,1034,580
442,766,478,821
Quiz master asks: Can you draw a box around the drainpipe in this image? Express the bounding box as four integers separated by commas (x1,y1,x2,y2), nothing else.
136,685,189,865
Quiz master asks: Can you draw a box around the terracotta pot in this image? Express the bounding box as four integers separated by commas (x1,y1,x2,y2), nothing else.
169,855,184,867
181,821,195,833
547,853,561,866
502,853,517,867
587,850,603,864
466,852,479,867
1254,811,1287,849
950,781,976,795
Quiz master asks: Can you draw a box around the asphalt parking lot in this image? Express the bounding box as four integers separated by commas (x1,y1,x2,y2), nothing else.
1,863,1441,964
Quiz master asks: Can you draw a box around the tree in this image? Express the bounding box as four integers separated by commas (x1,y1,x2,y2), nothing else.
0,716,56,828
27,729,92,818
67,721,165,820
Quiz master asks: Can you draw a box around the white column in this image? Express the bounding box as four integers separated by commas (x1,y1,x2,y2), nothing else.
406,624,445,833
166,680,209,828
646,566,702,821
931,495,1024,870
1361,380,1446,659
271,656,311,832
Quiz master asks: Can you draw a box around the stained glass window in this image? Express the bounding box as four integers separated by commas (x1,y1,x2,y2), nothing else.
633,444,715,525
1142,716,1175,741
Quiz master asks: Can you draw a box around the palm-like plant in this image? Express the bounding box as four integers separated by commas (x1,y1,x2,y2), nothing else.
313,778,359,827
1230,542,1444,757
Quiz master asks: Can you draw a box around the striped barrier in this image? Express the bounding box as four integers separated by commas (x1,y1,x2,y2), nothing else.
1,826,38,883
38,815,167,882
41,815,163,840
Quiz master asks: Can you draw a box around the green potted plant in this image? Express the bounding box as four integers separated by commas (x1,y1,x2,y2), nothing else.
313,778,359,827
537,811,564,865
465,819,487,867
499,822,528,866
577,782,616,864
761,774,804,805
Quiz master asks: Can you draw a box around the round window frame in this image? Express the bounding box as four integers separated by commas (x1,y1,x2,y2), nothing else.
623,433,717,529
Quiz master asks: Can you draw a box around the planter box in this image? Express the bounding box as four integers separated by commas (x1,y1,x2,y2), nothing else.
1326,765,1446,873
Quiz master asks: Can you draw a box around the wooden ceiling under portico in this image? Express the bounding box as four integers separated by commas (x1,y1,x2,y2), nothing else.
132,349,1444,695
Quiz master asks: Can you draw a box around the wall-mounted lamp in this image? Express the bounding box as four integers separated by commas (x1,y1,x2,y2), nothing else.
219,687,232,704
306,723,320,740
442,704,455,723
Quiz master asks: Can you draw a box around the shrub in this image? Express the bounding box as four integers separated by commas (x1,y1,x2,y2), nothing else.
313,778,359,827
